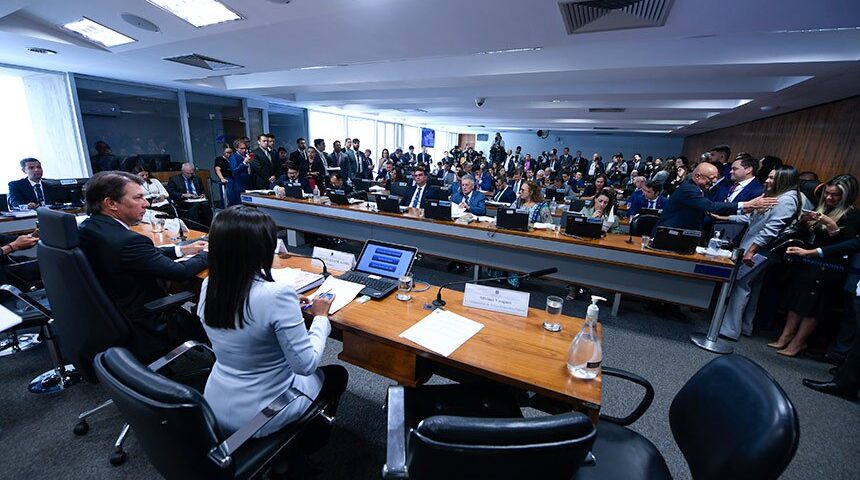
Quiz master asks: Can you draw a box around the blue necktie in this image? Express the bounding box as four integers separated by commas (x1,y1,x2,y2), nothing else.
186,178,196,195
412,187,422,208
33,183,44,204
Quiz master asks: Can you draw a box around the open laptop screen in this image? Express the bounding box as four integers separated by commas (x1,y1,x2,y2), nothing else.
355,240,417,279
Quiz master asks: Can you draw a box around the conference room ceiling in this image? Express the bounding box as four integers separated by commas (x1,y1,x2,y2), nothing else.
0,0,858,136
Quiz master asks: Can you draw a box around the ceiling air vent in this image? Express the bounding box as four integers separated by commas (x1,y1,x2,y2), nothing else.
559,0,674,35
164,53,243,71
589,107,626,113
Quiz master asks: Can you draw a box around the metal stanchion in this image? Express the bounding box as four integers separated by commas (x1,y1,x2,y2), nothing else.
690,248,744,354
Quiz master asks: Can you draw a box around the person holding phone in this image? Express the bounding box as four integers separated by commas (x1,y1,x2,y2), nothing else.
198,206,348,451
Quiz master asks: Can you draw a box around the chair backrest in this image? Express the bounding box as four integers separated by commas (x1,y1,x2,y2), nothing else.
408,412,595,480
94,347,232,480
669,355,800,480
629,214,659,237
36,208,130,383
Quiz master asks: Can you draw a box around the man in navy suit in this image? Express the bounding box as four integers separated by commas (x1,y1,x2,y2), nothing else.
655,163,776,232
491,176,517,204
8,158,58,209
713,156,764,203
250,133,279,189
167,163,213,228
273,162,313,193
628,180,666,217
450,175,487,215
399,167,439,208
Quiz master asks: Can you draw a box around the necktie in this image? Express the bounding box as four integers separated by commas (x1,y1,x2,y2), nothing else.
648,200,655,209
34,183,44,204
186,178,196,195
356,152,362,173
412,187,422,207
727,182,738,201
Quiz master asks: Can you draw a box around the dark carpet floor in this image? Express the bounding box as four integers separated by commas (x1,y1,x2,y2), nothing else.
0,239,858,479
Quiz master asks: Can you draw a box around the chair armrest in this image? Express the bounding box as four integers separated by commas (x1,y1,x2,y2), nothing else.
142,291,195,314
146,340,213,372
382,385,408,479
208,387,311,469
599,367,654,426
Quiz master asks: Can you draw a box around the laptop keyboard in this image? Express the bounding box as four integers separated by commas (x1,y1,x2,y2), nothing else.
339,272,393,291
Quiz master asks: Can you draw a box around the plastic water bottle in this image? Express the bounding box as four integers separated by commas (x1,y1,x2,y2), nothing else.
550,198,558,213
706,230,722,255
567,295,605,379
312,185,320,202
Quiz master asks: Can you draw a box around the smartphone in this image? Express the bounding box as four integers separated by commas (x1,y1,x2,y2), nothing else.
801,209,816,215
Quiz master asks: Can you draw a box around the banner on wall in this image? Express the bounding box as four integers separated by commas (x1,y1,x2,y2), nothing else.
421,128,435,148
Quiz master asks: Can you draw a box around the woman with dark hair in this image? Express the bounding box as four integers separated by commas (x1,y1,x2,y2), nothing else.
772,174,860,356
577,188,620,233
198,206,348,442
715,167,806,340
580,175,608,200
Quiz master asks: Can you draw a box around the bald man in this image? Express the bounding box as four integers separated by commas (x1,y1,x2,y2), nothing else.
655,163,776,232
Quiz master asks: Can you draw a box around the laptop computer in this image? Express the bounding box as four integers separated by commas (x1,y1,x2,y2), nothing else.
375,194,402,213
639,208,662,217
328,190,350,205
337,240,419,299
544,188,566,203
651,226,702,254
424,199,453,221
390,182,409,198
497,208,530,231
568,199,592,212
283,185,305,199
563,214,603,239
351,190,368,201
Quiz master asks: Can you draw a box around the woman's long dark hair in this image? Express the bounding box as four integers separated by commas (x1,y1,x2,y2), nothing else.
204,205,277,329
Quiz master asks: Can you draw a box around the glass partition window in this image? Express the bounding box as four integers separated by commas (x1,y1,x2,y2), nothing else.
186,92,244,173
403,126,421,155
269,105,308,157
308,111,346,150
76,77,185,173
0,67,85,193
347,117,376,161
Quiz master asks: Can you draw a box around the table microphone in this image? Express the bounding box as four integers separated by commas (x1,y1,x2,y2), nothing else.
429,267,558,308
279,251,330,277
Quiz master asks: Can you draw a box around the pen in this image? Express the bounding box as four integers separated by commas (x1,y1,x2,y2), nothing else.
302,290,332,310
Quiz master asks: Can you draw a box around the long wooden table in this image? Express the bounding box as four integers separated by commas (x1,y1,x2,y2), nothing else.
132,223,603,422
242,193,736,323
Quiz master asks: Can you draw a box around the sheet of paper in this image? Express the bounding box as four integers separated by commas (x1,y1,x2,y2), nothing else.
150,200,169,208
451,202,466,218
369,185,386,192
399,308,484,357
271,267,325,293
184,198,208,203
533,222,555,230
245,189,274,194
0,305,23,333
309,275,365,314
477,216,496,223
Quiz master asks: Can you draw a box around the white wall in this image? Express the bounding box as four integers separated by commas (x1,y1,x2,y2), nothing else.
474,131,684,160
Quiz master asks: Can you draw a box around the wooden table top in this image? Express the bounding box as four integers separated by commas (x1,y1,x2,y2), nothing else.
247,193,733,268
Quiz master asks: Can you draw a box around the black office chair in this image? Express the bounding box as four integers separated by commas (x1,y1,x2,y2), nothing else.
94,346,337,480
575,355,800,480
35,207,197,464
210,177,227,209
628,213,659,237
383,384,597,480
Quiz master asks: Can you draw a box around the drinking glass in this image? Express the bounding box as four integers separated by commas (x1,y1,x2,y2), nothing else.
543,295,564,331
396,275,413,301
151,217,165,233
641,235,651,249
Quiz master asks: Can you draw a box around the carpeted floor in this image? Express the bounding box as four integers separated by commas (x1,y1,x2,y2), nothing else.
0,240,857,479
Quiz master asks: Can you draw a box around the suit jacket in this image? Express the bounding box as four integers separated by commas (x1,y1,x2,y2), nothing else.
450,190,487,216
78,213,208,358
166,174,206,203
655,179,739,231
728,190,801,253
585,161,605,178
399,184,440,207
821,235,860,293
344,149,369,181
250,148,278,189
628,193,666,217
572,157,588,174
289,149,310,177
8,178,59,209
713,178,765,203
491,186,517,204
476,172,492,191
558,155,573,170
272,175,313,193
329,150,348,169
402,152,417,164
417,153,432,165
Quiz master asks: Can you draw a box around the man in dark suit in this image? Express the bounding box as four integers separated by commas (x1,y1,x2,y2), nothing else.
572,150,588,175
632,153,649,177
399,167,439,208
628,180,666,217
585,153,605,180
166,163,213,228
289,137,310,177
78,171,209,362
273,162,313,193
8,158,59,209
417,147,432,166
329,140,348,170
491,177,517,204
250,133,278,189
402,146,417,165
345,138,369,184
558,147,574,170
712,156,765,203
655,163,775,232
327,172,353,195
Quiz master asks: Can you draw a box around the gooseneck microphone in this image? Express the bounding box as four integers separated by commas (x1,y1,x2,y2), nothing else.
429,267,558,308
279,251,330,277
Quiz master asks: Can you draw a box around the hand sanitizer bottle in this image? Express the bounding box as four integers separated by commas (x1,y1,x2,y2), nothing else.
707,230,722,255
567,295,606,379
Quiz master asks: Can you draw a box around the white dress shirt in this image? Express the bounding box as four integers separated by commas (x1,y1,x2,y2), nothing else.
726,177,754,203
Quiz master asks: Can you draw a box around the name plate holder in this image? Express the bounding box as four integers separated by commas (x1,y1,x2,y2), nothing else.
311,246,356,273
462,283,530,318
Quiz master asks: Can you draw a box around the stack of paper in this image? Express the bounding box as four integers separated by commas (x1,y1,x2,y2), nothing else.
271,267,325,294
369,185,386,192
451,202,466,218
399,309,484,357
309,275,365,314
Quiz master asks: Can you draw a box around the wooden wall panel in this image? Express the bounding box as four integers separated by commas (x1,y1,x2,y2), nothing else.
682,96,860,184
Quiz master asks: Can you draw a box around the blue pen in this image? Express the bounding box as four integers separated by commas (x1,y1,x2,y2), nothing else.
302,290,332,310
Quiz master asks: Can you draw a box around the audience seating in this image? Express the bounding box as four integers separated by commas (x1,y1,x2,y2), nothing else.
383,383,596,480
94,346,338,480
575,355,800,480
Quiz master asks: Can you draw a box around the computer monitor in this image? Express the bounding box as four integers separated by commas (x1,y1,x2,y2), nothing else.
497,208,530,231
328,190,350,205
568,199,592,212
283,185,305,199
651,227,702,254
563,214,603,239
375,194,402,213
390,181,409,197
544,188,566,203
46,178,88,206
424,199,452,221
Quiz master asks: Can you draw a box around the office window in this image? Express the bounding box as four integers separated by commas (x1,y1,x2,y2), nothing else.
347,117,376,162
403,126,421,155
308,110,345,150
186,92,244,173
0,67,85,192
269,105,307,156
77,77,185,173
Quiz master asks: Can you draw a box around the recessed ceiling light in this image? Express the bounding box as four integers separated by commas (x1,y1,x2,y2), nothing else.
146,0,242,27
551,99,562,103
476,47,542,55
27,47,57,55
62,17,136,47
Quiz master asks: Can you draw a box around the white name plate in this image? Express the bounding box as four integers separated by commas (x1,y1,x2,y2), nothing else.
311,246,356,273
462,283,530,318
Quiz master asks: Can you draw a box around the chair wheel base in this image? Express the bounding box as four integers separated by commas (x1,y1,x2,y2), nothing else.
0,333,41,357
110,448,127,466
690,333,734,354
28,364,82,394
73,420,89,436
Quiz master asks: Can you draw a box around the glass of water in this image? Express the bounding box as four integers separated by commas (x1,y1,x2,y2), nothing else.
641,235,651,249
396,275,413,301
543,295,564,331
151,217,165,233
